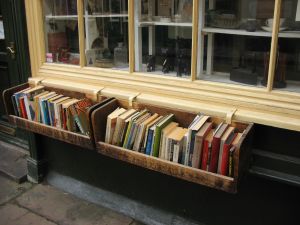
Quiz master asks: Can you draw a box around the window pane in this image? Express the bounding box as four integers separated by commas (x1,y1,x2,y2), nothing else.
135,0,193,78
274,0,300,93
84,0,129,70
198,0,275,87
43,0,80,65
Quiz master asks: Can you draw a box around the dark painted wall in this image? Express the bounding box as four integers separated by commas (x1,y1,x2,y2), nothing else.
39,124,300,225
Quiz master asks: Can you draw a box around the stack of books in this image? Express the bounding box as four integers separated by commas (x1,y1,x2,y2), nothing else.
11,86,93,136
105,108,244,177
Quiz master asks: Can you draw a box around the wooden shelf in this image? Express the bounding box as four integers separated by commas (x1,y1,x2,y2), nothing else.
3,83,98,150
45,15,78,21
91,99,254,193
138,21,192,27
203,27,300,38
9,115,94,150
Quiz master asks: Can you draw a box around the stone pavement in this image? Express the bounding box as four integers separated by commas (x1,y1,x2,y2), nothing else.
0,175,143,225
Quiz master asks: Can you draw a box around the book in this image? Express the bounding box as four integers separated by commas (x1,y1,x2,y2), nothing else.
228,133,243,177
52,97,70,127
145,116,164,155
11,87,31,116
120,111,140,147
159,122,179,160
185,115,210,166
105,107,126,144
219,131,237,176
133,113,159,152
19,97,28,119
111,109,137,146
22,86,45,121
62,99,79,131
192,122,213,169
123,109,148,148
69,99,93,136
127,112,151,150
56,98,73,128
152,114,175,157
217,126,235,174
209,123,229,173
201,129,214,171
38,92,56,124
33,91,50,122
47,95,64,126
141,116,163,154
165,127,187,163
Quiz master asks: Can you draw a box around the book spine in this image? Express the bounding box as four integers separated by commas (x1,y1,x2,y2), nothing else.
23,95,32,120
173,142,180,163
184,129,192,165
119,122,128,147
43,100,50,125
192,136,203,169
220,143,231,176
209,137,221,173
105,118,111,143
11,95,19,116
188,130,196,166
206,143,212,171
145,129,154,155
123,121,133,148
47,101,53,126
19,97,28,119
201,140,209,170
228,147,235,177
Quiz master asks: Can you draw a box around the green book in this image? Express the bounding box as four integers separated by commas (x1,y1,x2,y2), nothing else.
152,114,175,157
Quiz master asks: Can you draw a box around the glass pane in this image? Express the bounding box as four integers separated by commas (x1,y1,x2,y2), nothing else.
274,0,300,93
84,0,129,70
135,0,193,78
43,0,80,65
198,0,275,87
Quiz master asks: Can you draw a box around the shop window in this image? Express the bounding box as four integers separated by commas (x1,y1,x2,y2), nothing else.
43,0,80,65
84,0,129,70
134,0,193,78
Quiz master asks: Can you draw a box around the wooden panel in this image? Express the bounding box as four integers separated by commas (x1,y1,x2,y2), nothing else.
96,142,236,193
92,99,254,193
10,115,94,150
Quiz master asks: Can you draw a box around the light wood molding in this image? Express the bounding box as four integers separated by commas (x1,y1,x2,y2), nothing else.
267,0,282,91
28,77,45,86
77,0,86,67
128,0,135,73
191,0,199,81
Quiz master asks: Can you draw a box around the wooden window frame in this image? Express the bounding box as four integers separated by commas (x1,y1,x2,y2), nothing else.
24,0,300,132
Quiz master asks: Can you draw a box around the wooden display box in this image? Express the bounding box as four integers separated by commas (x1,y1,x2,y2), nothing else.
92,99,254,193
3,83,100,150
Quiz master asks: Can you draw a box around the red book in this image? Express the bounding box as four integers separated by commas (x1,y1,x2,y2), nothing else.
19,97,28,119
220,132,237,175
201,129,214,171
209,123,229,173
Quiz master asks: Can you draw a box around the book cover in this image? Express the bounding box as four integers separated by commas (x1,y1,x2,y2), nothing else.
152,114,175,157
105,108,126,144
11,87,31,116
192,122,213,169
119,111,140,147
23,86,45,121
133,113,159,152
159,122,179,160
220,132,237,176
209,123,229,173
38,92,56,124
19,97,28,119
141,116,163,154
217,126,235,174
201,129,214,171
33,91,49,122
52,97,70,127
48,95,64,126
71,99,93,135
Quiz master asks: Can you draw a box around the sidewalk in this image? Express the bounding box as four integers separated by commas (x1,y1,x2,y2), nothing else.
0,174,143,225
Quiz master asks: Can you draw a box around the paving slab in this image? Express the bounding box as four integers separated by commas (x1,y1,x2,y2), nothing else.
0,203,56,225
0,141,28,183
16,184,134,225
0,175,32,205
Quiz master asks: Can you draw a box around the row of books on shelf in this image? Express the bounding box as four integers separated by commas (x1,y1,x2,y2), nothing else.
105,107,244,177
11,86,93,136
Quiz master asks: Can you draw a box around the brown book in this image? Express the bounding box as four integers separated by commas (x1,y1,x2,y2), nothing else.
228,133,243,177
192,122,213,169
105,107,127,144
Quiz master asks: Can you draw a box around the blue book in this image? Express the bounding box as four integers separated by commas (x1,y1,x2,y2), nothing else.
145,129,154,155
42,100,51,125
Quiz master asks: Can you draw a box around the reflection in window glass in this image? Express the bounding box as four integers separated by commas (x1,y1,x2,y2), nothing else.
85,0,129,70
43,0,79,65
274,0,300,92
135,0,193,78
198,0,275,87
